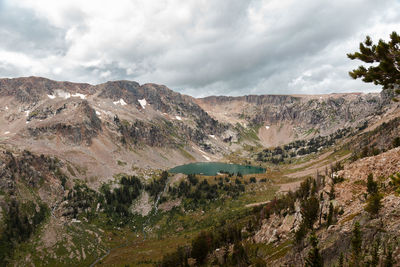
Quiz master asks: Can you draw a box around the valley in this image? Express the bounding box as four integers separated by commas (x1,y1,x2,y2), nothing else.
0,77,400,266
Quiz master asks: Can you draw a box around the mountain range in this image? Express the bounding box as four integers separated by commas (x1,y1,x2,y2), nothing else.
1,76,400,266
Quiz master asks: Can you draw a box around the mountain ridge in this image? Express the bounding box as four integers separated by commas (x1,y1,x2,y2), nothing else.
1,76,400,266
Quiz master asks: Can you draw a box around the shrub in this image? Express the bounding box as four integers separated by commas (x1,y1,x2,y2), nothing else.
191,232,211,264
365,193,382,216
393,137,400,148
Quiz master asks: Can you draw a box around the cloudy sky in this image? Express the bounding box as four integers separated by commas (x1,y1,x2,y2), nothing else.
0,0,399,97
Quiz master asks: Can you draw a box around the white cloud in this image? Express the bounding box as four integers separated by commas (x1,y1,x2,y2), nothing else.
1,0,400,96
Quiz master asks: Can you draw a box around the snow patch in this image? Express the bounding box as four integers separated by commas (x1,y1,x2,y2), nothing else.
175,116,182,121
4,131,10,134
56,90,71,99
25,110,30,117
72,93,86,99
193,146,211,161
5,106,8,110
202,155,211,161
48,90,83,99
209,135,216,139
26,121,29,124
102,110,113,116
265,126,270,130
113,99,127,106
95,108,112,117
138,99,147,109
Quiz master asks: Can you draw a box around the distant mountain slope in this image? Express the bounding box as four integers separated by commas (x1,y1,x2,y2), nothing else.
2,76,400,266
196,92,390,147
0,76,396,184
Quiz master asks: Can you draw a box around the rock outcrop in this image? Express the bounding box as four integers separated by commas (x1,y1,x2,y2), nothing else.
26,100,101,145
197,93,390,145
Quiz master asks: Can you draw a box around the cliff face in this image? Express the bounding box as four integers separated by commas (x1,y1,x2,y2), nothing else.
26,100,102,146
199,93,384,126
197,92,389,146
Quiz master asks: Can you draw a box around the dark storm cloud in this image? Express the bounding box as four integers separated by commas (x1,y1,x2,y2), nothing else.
0,0,66,56
0,0,399,96
155,0,396,96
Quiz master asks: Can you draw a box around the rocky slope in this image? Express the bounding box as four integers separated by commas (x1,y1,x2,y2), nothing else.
1,76,393,185
251,147,400,266
197,92,390,147
0,77,233,185
1,76,400,266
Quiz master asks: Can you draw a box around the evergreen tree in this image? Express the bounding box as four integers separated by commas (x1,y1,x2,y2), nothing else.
305,232,324,267
230,242,249,266
338,253,344,267
311,179,318,195
370,240,379,267
384,245,394,267
365,173,382,216
350,222,362,267
191,232,209,264
298,178,312,199
295,222,308,244
367,174,378,195
326,202,334,227
365,193,382,216
347,31,400,90
301,196,320,230
329,184,335,200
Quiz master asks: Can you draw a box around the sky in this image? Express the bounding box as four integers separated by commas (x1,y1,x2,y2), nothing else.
0,0,399,97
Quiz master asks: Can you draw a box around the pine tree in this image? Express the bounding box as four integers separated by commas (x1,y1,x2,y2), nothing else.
305,232,324,267
384,245,394,267
329,184,335,200
191,232,209,264
370,240,379,267
347,31,400,90
365,173,382,216
311,179,318,195
350,222,362,267
326,202,334,227
230,242,249,266
338,253,344,267
367,174,378,195
301,196,320,230
365,193,382,216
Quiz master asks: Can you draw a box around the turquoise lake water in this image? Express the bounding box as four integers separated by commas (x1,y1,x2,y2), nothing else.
169,162,266,176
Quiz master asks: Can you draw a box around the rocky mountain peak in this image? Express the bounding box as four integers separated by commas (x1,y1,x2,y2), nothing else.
0,76,93,103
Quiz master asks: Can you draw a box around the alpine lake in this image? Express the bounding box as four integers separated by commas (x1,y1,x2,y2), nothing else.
169,162,266,176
